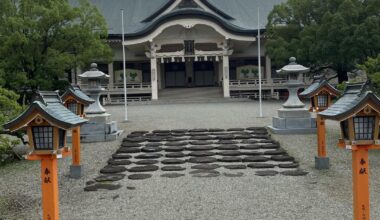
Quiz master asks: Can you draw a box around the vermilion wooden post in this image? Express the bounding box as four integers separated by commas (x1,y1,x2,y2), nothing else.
351,146,370,220
315,115,329,169
72,126,80,166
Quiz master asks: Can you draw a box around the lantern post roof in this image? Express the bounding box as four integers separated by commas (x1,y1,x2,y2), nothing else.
78,63,109,79
300,76,341,98
276,57,310,75
319,82,380,121
3,91,87,132
61,85,95,105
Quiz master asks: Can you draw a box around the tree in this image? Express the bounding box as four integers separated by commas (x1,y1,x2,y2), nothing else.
0,0,113,91
358,55,380,94
266,0,380,83
0,88,22,130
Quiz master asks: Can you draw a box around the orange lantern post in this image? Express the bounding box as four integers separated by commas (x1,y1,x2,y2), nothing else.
3,91,87,220
319,82,380,220
61,85,94,178
300,76,341,169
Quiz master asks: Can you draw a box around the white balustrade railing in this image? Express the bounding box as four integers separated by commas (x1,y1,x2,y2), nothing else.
229,78,288,87
79,82,151,91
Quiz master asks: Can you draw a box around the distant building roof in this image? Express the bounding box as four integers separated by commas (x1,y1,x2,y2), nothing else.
4,91,87,131
61,85,95,105
70,0,286,38
300,77,341,98
319,82,380,121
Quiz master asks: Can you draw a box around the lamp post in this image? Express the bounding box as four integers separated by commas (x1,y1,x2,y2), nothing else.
300,76,341,169
319,82,380,220
3,91,87,220
61,85,94,178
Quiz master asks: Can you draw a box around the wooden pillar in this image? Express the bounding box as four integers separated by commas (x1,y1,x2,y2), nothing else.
151,58,158,100
41,156,59,220
315,115,329,169
222,55,230,98
352,147,370,220
70,126,82,178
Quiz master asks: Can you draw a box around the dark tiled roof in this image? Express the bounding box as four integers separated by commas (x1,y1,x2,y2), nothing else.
300,79,341,98
4,95,87,131
61,85,95,105
319,83,380,121
37,91,62,105
70,0,286,36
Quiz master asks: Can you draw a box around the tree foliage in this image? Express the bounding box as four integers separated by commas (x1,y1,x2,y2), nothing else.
0,88,23,129
0,0,113,91
358,55,380,94
266,0,380,82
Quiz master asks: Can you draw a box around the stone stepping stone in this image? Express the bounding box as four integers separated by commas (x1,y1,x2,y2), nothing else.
240,144,261,150
191,170,220,178
155,133,170,137
191,164,220,170
141,146,162,153
217,140,238,144
171,133,187,137
189,140,213,145
112,154,132,159
263,149,287,155
166,141,188,146
278,163,299,168
224,164,247,169
146,143,163,147
241,139,260,144
147,137,165,142
223,172,244,177
191,136,214,140
123,137,146,143
100,166,127,174
281,170,308,176
215,135,235,140
189,157,217,163
189,129,208,132
247,163,276,169
128,165,159,172
234,135,252,139
218,151,241,156
161,173,185,178
128,173,152,180
135,159,159,165
189,132,209,136
164,146,186,152
131,130,149,134
240,150,262,156
216,145,239,150
161,159,186,164
212,132,229,136
84,183,122,191
107,159,132,166
208,128,225,132
153,130,171,133
247,127,267,131
126,134,141,138
161,166,186,171
218,156,242,163
135,153,163,159
227,128,245,131
171,129,188,133
242,156,269,163
187,145,215,151
95,174,125,182
188,151,216,157
165,152,187,158
271,155,295,162
252,135,270,139
255,170,278,176
166,137,188,141
117,147,140,154
121,142,141,148
260,144,280,149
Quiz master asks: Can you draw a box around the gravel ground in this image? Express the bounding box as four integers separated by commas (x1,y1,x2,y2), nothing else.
1,100,380,220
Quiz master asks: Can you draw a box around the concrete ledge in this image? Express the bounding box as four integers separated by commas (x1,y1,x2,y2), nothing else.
70,165,83,179
315,156,330,170
267,125,317,134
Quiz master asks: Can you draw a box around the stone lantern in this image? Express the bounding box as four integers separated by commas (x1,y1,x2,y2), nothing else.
319,82,380,219
268,57,316,134
78,63,122,142
3,91,87,219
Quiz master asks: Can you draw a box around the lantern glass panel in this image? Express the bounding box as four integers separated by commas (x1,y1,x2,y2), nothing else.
353,116,375,140
317,95,328,107
340,120,349,140
58,129,66,148
32,126,54,150
311,97,315,108
67,103,77,114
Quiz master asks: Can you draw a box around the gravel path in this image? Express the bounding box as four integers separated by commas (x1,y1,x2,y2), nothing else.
1,100,380,220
